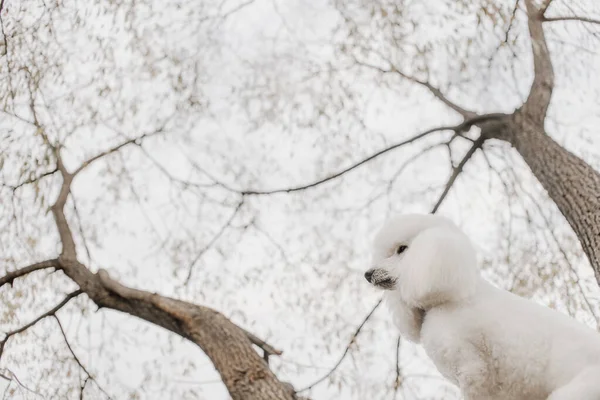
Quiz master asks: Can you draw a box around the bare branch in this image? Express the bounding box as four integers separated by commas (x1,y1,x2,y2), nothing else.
0,290,83,359
243,114,505,196
73,129,164,176
240,327,283,360
93,269,294,398
2,168,58,191
99,269,283,358
182,201,244,285
137,145,216,190
221,0,256,20
0,259,59,289
354,58,476,119
505,0,521,43
298,298,383,393
522,0,554,124
543,16,600,25
51,169,77,258
53,316,113,399
0,369,41,398
431,135,485,214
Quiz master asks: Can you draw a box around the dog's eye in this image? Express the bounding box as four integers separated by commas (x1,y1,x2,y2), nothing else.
396,245,408,255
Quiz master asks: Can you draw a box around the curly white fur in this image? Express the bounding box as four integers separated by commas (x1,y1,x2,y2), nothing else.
365,214,600,400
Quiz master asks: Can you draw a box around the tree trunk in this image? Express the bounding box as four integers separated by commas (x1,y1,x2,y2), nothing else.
488,112,600,283
479,0,600,286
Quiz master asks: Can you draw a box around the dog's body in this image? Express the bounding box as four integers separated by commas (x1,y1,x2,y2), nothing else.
366,214,600,400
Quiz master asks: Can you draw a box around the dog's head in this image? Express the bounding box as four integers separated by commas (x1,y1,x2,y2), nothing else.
365,214,479,309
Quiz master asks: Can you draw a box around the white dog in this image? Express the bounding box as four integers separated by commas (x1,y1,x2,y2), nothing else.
364,214,600,400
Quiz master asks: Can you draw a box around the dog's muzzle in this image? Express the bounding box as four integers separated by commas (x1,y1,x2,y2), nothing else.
364,268,397,290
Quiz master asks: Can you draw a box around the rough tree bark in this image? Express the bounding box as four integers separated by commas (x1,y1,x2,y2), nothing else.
476,0,600,283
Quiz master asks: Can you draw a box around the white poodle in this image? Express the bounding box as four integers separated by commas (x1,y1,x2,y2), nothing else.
364,214,600,400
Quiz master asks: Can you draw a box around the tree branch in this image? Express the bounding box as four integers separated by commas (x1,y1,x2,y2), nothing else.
0,259,60,289
53,316,113,399
72,129,165,177
0,290,83,359
91,269,293,399
241,327,283,362
522,0,554,124
2,168,58,191
354,58,476,119
182,200,244,285
298,298,383,393
51,167,77,258
431,135,485,213
543,16,600,25
243,114,504,196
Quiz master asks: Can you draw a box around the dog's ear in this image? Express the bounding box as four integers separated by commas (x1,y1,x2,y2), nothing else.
399,225,478,309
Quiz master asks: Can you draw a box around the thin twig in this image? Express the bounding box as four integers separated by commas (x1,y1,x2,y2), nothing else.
392,336,403,399
53,316,113,399
298,298,383,392
0,290,83,359
354,55,476,119
182,200,244,285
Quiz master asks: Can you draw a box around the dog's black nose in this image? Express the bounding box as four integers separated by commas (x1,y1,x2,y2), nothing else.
364,270,374,282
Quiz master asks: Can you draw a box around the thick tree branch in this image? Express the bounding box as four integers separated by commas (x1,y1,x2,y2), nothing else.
90,269,294,399
522,0,554,124
0,290,83,359
243,114,505,195
51,168,77,258
0,259,59,288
